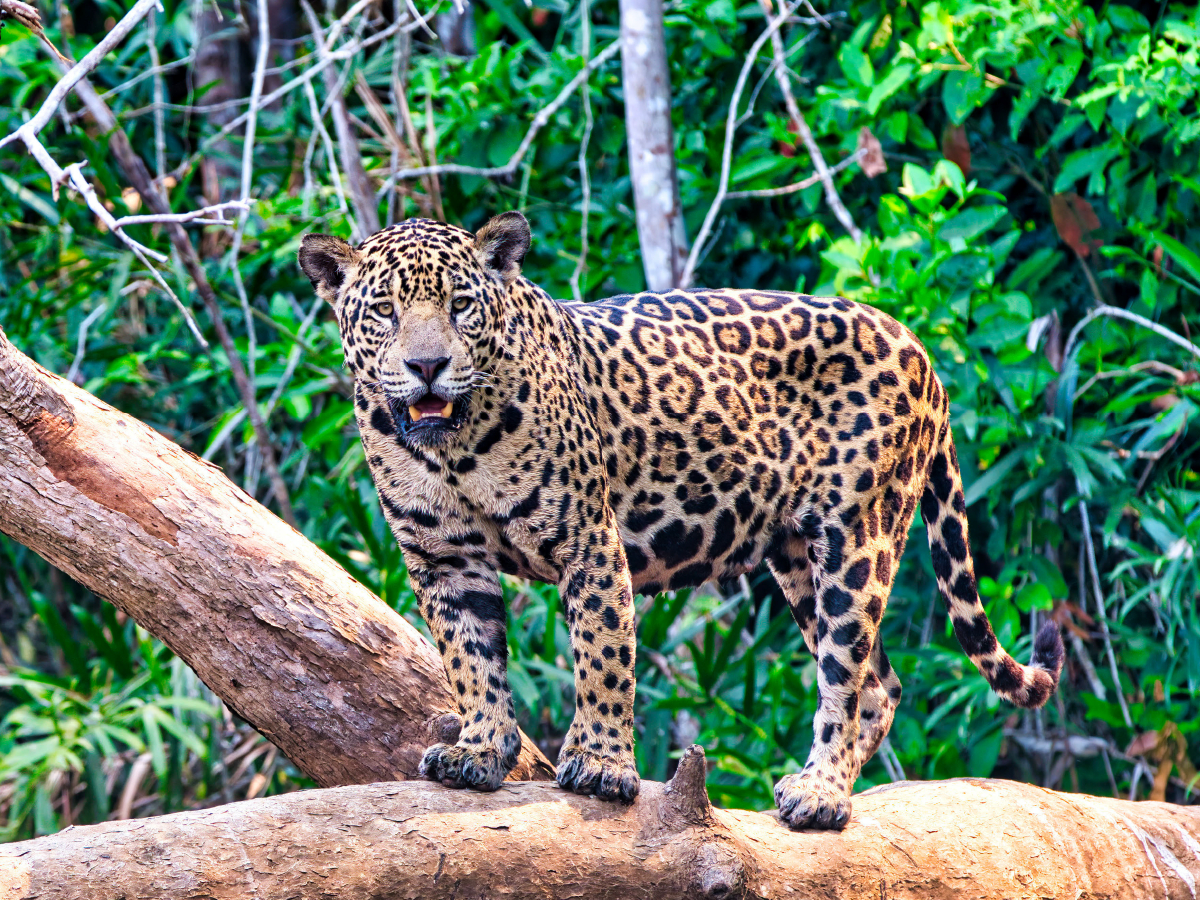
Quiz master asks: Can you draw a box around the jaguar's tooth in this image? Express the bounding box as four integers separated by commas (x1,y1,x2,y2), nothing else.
441,401,453,417
408,405,422,421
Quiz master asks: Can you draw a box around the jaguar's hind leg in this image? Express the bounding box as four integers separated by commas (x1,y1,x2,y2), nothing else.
854,633,902,768
853,523,909,770
767,532,819,656
769,522,902,831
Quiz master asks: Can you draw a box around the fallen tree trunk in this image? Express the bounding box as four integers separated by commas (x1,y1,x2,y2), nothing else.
0,326,554,786
3,746,1198,899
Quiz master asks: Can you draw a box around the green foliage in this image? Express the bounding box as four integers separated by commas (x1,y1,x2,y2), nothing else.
2,0,1198,839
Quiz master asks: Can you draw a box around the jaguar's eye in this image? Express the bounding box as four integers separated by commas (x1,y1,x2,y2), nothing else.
373,301,394,318
451,294,473,313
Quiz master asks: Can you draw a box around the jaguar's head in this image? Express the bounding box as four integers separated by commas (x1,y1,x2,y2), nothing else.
299,212,530,448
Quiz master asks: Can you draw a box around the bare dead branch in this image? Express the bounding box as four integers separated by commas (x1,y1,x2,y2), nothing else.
1065,304,1200,362
680,1,802,288
758,0,863,242
110,200,252,228
374,40,622,197
0,0,159,151
726,149,865,199
226,0,273,395
70,76,299,526
176,13,428,181
302,0,380,238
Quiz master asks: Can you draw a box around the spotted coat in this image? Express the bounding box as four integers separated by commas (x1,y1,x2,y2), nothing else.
299,212,1064,830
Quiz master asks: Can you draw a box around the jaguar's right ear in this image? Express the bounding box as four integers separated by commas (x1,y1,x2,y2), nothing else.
298,234,360,305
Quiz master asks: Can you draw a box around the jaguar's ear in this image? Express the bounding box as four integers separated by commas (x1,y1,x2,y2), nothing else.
298,234,360,305
474,211,531,285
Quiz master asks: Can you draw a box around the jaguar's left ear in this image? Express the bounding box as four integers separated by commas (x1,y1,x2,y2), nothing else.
298,234,360,305
474,211,531,284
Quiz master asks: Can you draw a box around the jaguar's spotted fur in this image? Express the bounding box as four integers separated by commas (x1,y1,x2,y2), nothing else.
299,212,1064,830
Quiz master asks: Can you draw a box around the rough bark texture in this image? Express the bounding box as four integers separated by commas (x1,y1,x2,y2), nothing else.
619,0,688,290
0,327,554,787
3,746,1198,900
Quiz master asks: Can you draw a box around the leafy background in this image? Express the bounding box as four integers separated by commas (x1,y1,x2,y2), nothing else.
1,0,1198,841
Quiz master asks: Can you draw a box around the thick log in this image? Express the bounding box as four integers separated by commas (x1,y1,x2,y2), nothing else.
2,747,1198,899
0,326,554,786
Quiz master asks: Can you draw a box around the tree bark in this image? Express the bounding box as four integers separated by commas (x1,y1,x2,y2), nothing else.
619,0,688,290
3,746,1198,899
0,326,554,787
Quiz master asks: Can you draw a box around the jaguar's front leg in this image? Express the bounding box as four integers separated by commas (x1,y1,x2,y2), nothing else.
555,526,640,802
407,554,520,792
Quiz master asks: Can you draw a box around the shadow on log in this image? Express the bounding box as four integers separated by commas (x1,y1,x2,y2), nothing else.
0,326,554,787
3,746,1199,899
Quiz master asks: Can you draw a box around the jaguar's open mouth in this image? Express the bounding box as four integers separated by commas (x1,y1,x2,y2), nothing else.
409,394,454,421
390,392,468,446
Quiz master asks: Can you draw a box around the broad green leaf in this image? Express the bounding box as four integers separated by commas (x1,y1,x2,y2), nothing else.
838,44,874,87
939,206,1006,241
867,64,914,114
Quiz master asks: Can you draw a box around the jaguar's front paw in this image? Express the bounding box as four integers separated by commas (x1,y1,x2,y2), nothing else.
419,742,513,792
774,773,852,831
557,747,640,803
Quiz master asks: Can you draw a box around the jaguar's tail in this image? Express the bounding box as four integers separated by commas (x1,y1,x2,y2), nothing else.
920,420,1064,708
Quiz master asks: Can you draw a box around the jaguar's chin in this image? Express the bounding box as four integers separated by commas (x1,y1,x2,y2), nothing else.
390,392,470,447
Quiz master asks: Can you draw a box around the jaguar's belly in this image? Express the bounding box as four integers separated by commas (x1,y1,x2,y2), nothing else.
612,475,802,596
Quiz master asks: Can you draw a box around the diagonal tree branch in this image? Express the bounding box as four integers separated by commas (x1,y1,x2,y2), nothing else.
373,40,622,197
0,327,556,786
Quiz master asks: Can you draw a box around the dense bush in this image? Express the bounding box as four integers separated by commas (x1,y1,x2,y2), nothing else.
1,0,1197,840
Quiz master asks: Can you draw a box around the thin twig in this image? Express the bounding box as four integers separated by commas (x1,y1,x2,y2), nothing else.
303,77,353,225
423,81,444,222
374,40,622,197
228,0,272,394
1065,304,1200,362
568,0,594,302
727,149,865,199
680,1,802,288
385,0,413,225
65,302,108,384
94,54,195,102
111,201,251,228
759,0,861,242
1077,496,1133,730
1074,359,1189,401
147,8,166,182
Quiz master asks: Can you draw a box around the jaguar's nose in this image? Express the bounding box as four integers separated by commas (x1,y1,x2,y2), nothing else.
405,357,450,387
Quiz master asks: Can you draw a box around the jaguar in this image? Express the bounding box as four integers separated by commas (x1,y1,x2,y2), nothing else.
298,211,1064,830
